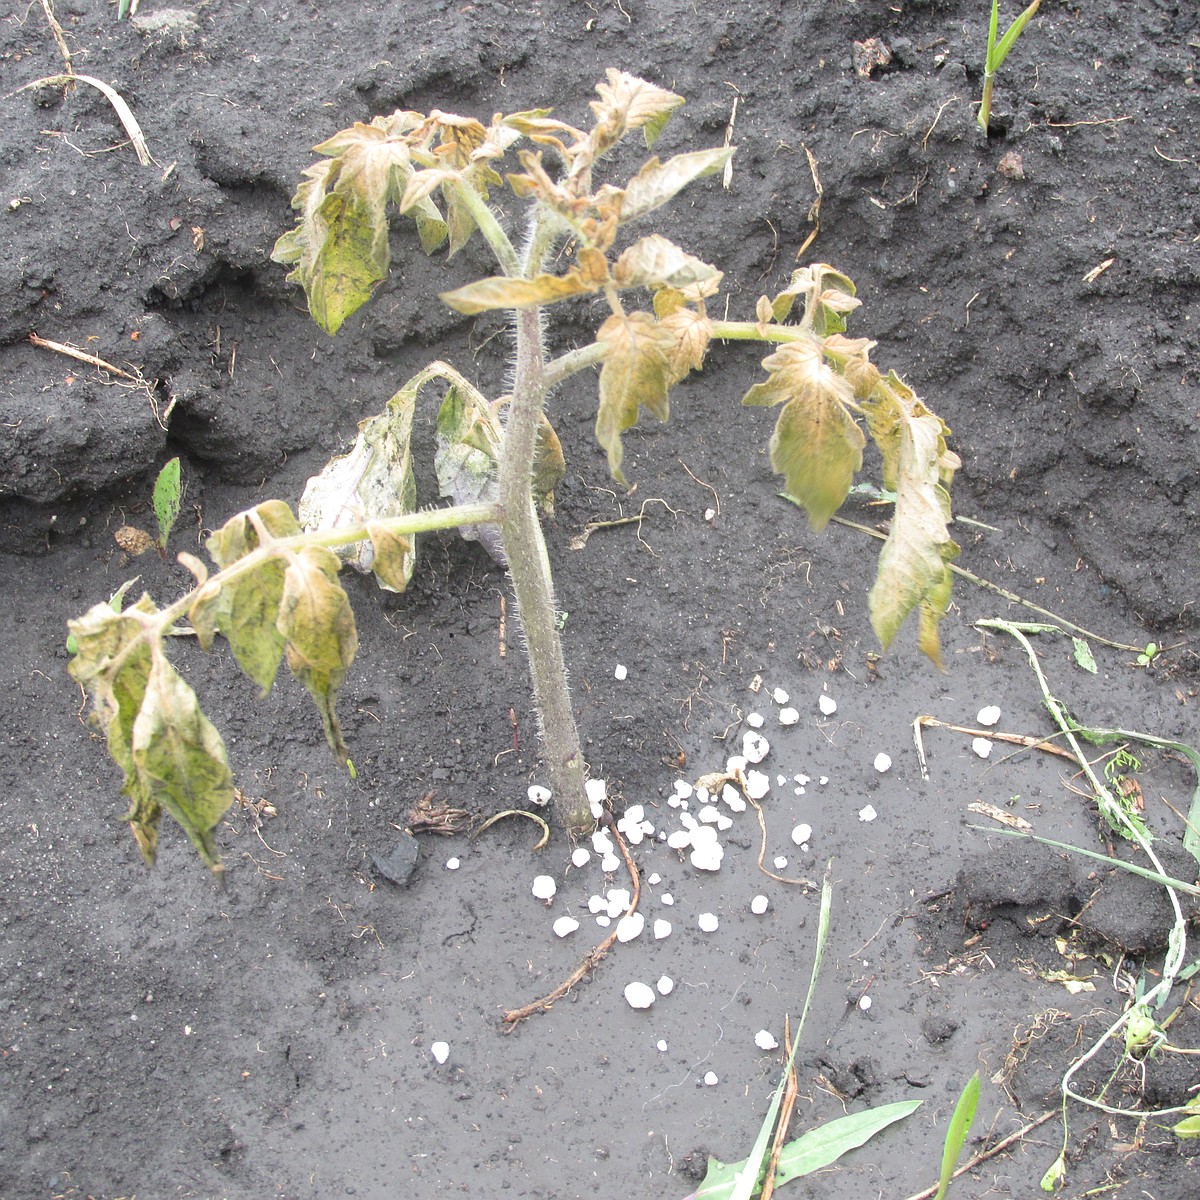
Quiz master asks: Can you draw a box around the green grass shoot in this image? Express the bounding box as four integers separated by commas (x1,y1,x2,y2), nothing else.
978,0,1042,131
934,1071,980,1200
682,865,922,1200
152,457,182,556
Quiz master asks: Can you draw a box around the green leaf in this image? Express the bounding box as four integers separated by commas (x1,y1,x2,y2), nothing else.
866,392,960,665
1072,637,1097,674
743,341,865,531
1172,1114,1200,1139
618,148,735,223
299,380,419,592
277,546,358,763
1039,1152,1066,1192
152,457,182,553
933,1072,980,1200
130,653,235,872
594,311,676,486
990,0,1042,71
689,1102,921,1199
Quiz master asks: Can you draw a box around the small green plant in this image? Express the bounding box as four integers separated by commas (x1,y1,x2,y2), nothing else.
69,72,959,870
978,0,1042,132
1136,641,1160,667
933,1071,980,1200
151,456,183,555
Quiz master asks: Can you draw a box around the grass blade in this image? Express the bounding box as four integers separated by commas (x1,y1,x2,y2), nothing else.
17,73,151,165
934,1072,980,1200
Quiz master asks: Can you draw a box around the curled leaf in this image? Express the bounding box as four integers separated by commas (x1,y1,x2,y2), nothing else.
612,234,722,292
589,69,685,149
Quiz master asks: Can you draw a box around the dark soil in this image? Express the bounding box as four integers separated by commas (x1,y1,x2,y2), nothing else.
2,3,1198,1199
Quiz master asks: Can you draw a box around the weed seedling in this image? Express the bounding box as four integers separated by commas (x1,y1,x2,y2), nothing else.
70,73,959,869
978,0,1042,132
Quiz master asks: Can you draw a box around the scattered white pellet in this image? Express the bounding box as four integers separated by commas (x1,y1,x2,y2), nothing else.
698,804,722,824
527,784,551,806
657,1038,669,1052
971,737,993,760
616,913,645,943
744,770,770,800
531,875,557,901
755,1029,779,1051
779,707,800,726
653,918,673,939
587,894,607,915
977,705,1002,727
673,779,694,800
605,888,631,917
698,912,719,933
656,975,675,996
585,777,608,817
746,711,765,728
819,694,838,716
704,506,716,522
873,752,892,773
595,915,611,927
430,1041,450,1064
592,828,614,855
614,663,628,681
553,916,580,938
703,1071,719,1086
647,872,662,886
690,843,725,872
571,847,591,868
743,730,770,763
624,981,656,1009
773,856,788,870
819,776,829,786
666,829,692,850
751,894,769,915
858,805,878,822
660,893,675,906
445,857,461,871
791,823,813,847
794,773,810,786
772,687,790,704
601,852,620,872
859,995,873,1012
721,784,746,813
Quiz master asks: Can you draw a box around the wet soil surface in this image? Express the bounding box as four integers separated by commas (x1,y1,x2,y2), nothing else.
2,2,1198,1198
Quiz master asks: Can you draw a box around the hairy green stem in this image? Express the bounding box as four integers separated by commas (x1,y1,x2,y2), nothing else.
498,302,592,836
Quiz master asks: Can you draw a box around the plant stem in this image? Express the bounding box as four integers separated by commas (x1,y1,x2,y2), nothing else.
498,303,592,836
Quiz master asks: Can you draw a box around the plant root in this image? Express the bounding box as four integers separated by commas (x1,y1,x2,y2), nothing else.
502,816,639,1027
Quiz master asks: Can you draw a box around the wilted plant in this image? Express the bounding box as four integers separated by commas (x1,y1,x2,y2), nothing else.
69,71,959,870
978,0,1042,131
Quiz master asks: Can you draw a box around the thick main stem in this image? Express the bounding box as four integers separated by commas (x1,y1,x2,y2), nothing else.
498,305,592,836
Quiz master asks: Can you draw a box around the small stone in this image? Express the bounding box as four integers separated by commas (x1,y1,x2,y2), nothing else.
873,752,892,773
703,1071,719,1087
858,805,877,822
614,663,628,681
755,1030,779,1050
656,975,674,996
751,895,769,915
430,1041,450,1064
859,995,873,1012
371,833,420,887
657,1039,669,1052
977,705,1002,727
819,694,837,716
445,857,460,871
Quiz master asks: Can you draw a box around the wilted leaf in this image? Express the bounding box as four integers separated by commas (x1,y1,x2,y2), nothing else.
130,653,235,871
590,69,684,149
365,523,415,592
1073,637,1098,673
619,148,734,222
743,341,865,530
594,311,676,485
205,502,301,692
271,119,441,334
299,381,418,592
659,308,712,383
612,234,722,292
440,265,604,314
867,403,960,665
277,545,358,762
